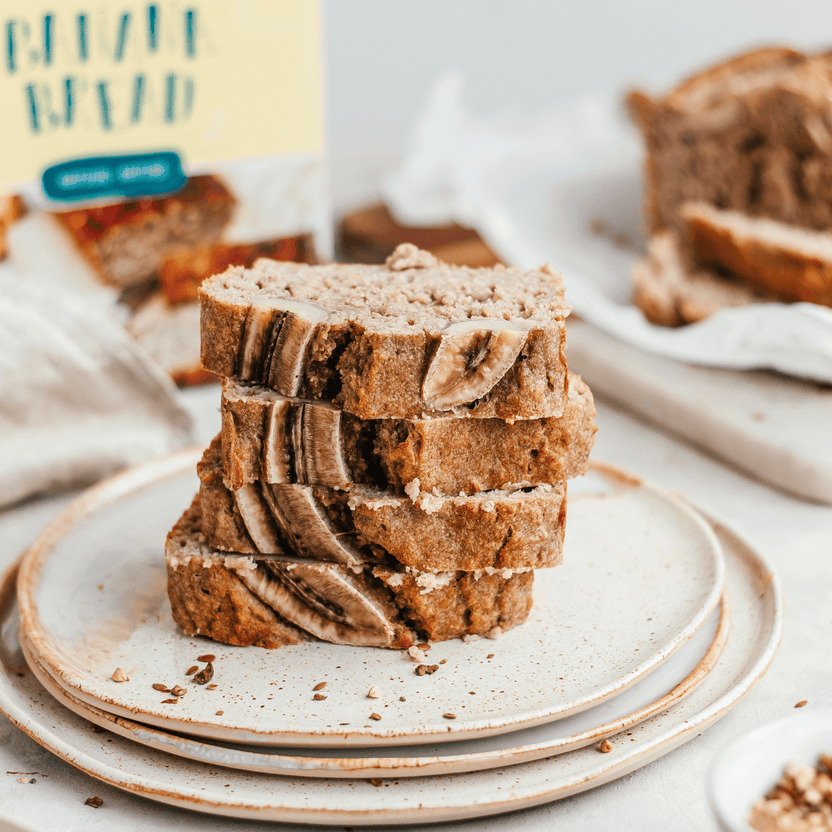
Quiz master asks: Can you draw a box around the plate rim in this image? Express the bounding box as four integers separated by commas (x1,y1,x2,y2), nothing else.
15,450,726,745
0,510,781,825
18,593,731,778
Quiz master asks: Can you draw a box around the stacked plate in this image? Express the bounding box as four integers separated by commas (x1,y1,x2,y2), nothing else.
0,450,781,825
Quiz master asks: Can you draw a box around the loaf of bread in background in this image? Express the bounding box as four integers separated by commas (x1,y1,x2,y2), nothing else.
628,46,832,322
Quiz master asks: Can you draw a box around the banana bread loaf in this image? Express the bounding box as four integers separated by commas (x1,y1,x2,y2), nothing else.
199,243,570,420
627,47,832,238
167,496,535,649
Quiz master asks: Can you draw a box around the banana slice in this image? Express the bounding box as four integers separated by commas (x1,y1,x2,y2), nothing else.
232,560,396,647
422,319,528,409
236,299,328,394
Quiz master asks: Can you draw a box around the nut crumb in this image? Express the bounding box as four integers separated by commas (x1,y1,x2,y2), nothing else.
443,713,457,720
215,710,224,716
17,777,33,784
795,700,808,708
439,659,447,665
487,653,495,659
206,683,218,691
370,778,383,787
192,662,214,685
415,664,439,676
367,685,382,699
313,681,327,691
161,698,179,705
85,796,104,808
185,665,199,676
369,712,382,721
407,646,427,663
198,654,216,662
152,683,169,692
416,643,430,651
170,685,186,697
111,667,129,683
313,693,327,701
599,740,613,753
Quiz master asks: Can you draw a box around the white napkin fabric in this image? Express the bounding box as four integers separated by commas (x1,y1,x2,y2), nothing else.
0,265,194,508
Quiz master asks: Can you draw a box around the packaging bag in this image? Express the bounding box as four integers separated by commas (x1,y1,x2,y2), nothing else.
0,0,330,383
0,0,329,506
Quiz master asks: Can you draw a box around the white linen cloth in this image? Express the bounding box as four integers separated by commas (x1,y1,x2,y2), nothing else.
0,265,193,508
384,73,832,383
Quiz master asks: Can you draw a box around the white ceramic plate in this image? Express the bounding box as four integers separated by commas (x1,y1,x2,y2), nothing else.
16,451,724,747
20,593,729,778
708,709,832,832
0,515,780,824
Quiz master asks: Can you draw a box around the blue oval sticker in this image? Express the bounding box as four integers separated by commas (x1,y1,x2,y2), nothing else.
42,152,186,202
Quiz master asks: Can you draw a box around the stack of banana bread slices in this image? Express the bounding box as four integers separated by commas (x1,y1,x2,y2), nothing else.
166,244,596,650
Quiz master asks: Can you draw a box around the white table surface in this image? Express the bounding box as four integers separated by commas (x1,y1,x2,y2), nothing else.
1,383,830,831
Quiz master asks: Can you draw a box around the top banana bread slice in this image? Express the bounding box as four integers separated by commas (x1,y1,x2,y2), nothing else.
200,244,570,420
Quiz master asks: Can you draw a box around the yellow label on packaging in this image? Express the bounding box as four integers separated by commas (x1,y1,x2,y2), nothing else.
0,0,323,187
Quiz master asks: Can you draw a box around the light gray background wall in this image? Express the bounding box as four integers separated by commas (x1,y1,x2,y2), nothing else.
323,0,832,211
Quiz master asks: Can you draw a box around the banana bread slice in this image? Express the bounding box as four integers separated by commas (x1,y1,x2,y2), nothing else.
682,201,832,306
199,243,570,420
198,437,566,571
632,230,771,326
167,496,534,649
219,373,595,494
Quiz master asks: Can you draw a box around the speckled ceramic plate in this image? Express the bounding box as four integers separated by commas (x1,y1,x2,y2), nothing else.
17,451,724,747
20,592,729,778
0,516,780,824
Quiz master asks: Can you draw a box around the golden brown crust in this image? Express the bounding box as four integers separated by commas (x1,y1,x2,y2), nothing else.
667,46,805,107
631,231,765,326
